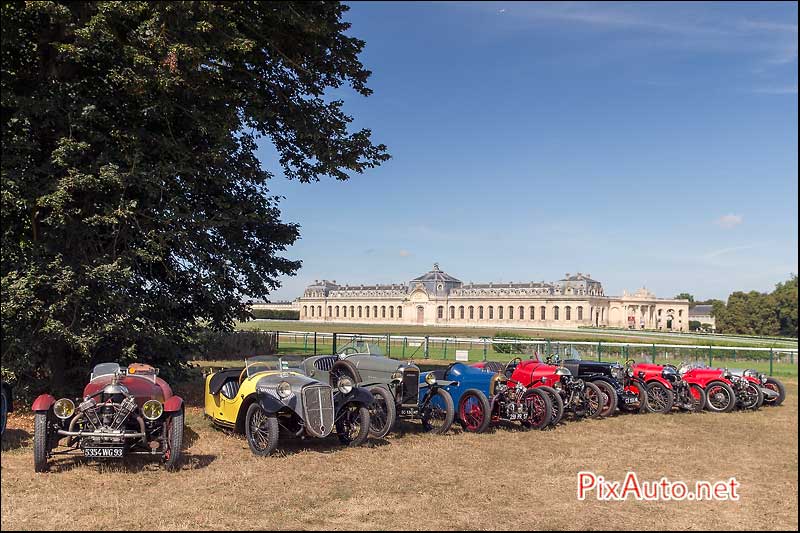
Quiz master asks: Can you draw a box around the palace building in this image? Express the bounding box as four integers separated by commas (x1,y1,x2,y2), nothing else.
292,264,690,331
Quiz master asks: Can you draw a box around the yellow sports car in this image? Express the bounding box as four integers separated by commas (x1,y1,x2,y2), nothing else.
204,355,374,455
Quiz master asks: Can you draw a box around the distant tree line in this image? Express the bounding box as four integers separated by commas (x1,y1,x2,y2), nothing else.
679,275,797,337
251,309,300,320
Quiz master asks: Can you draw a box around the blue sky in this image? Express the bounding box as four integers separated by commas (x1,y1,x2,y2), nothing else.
257,1,798,302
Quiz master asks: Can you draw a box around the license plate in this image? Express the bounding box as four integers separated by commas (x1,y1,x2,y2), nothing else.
507,413,526,420
399,407,419,417
623,396,638,404
83,447,124,458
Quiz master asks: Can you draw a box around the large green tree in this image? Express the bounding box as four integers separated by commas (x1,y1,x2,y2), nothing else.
712,275,797,337
1,1,389,394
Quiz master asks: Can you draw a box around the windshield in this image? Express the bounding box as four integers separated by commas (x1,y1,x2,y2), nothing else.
337,339,385,357
90,362,121,380
244,356,304,378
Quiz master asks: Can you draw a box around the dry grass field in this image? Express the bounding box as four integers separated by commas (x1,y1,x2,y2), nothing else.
2,377,797,531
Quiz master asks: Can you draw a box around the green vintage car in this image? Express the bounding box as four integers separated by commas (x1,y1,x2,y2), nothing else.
301,340,455,438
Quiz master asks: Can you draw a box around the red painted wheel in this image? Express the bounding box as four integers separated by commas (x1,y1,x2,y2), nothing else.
458,389,490,433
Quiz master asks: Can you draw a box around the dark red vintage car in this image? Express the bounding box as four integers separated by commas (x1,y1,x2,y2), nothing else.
31,362,184,472
673,364,737,413
632,362,706,412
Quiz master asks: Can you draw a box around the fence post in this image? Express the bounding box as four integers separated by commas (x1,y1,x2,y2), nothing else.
303,333,308,352
424,336,430,359
708,345,713,368
483,339,488,362
651,344,656,364
275,331,280,351
597,342,602,362
402,337,407,359
332,332,337,355
313,332,317,355
769,348,774,376
443,339,448,360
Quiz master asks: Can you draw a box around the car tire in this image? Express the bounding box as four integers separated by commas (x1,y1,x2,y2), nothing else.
741,382,764,410
420,388,454,434
336,404,371,447
245,403,279,456
368,386,396,438
163,409,184,471
538,386,564,426
591,380,617,417
582,381,604,418
329,360,362,386
33,411,51,473
763,377,786,406
619,380,648,413
457,389,491,433
687,383,706,412
521,388,552,430
645,382,674,414
705,381,736,413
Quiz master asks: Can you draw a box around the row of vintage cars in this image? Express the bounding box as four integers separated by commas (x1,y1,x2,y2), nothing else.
10,340,787,471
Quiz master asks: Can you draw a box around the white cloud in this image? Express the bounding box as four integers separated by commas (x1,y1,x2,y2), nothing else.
714,214,744,229
399,250,411,257
703,244,758,260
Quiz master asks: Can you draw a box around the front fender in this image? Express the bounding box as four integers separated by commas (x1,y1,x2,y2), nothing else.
335,386,374,413
646,377,673,389
163,395,184,412
257,392,289,415
32,394,56,412
421,380,458,390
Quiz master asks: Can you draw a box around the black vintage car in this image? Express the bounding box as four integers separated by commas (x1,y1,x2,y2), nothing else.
562,359,648,416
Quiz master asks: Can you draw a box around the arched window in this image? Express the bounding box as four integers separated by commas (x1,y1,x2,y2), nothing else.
553,306,559,320
397,306,402,318
327,306,332,317
350,306,354,317
540,306,546,320
577,306,583,320
381,306,386,318
390,306,394,318
358,306,363,318
489,306,494,319
335,306,340,318
479,306,484,319
365,306,369,318
449,306,455,319
506,306,512,320
529,306,535,320
459,306,465,319
310,306,315,317
498,306,504,320
565,306,571,321
469,306,474,319
317,306,322,317
303,305,308,318
373,306,378,318
437,306,444,319
518,306,524,320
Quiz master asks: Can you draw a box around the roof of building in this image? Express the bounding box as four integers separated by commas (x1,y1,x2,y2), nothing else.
559,272,600,283
410,263,462,284
689,304,714,316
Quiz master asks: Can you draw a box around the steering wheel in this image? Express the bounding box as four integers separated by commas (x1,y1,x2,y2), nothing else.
504,357,522,377
340,346,359,356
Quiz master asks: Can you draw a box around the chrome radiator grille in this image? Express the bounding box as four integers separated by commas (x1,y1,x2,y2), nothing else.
302,385,334,437
400,370,420,405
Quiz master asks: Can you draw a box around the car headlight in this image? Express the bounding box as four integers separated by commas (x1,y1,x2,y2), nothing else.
391,371,403,382
425,373,437,386
142,400,163,420
337,377,354,394
553,381,563,390
759,373,767,384
611,365,623,380
555,367,571,376
626,368,634,378
53,398,75,419
276,381,292,398
744,369,756,378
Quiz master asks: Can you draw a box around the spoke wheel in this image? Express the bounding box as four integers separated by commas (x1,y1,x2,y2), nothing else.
705,381,735,413
245,403,279,456
336,404,370,446
458,389,491,433
592,381,617,417
520,389,551,430
685,384,706,412
420,389,454,434
645,383,674,414
367,386,395,438
581,382,603,418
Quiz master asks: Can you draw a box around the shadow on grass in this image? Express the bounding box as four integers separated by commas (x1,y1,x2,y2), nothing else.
1,428,32,451
41,451,217,474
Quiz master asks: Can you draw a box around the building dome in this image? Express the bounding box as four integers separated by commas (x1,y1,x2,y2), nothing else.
409,263,462,296
410,263,462,284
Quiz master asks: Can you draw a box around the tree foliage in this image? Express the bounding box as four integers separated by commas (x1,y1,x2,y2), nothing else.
675,293,695,304
712,275,798,337
1,1,389,395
